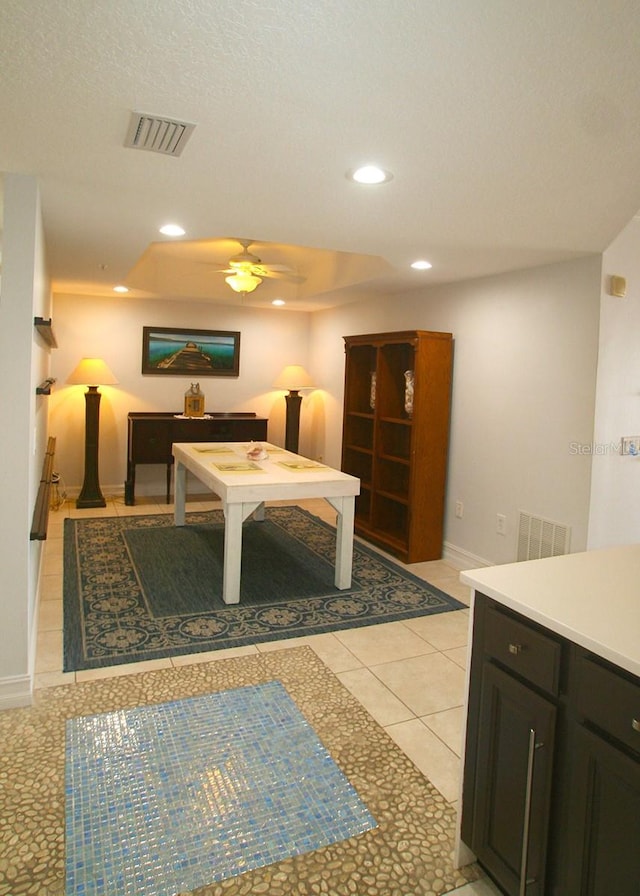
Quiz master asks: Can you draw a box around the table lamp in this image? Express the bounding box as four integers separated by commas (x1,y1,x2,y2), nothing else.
68,358,118,508
273,365,314,453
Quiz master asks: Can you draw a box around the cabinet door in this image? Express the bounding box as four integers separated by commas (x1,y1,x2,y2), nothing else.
472,662,556,896
130,419,171,463
227,418,268,441
566,724,640,895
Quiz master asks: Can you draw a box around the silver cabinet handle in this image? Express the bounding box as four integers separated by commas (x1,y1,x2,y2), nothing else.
509,643,523,655
519,728,543,896
632,718,640,733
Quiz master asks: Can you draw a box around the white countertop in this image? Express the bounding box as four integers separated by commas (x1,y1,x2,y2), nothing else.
460,544,640,678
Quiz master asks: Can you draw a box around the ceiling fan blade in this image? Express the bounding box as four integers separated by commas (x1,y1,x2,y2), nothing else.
252,263,295,274
198,241,306,285
259,269,306,283
209,267,304,284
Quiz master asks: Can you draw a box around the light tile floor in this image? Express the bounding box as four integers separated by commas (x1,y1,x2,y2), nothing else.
37,493,500,896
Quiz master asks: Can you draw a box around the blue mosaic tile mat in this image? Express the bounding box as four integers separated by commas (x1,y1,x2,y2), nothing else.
65,681,376,896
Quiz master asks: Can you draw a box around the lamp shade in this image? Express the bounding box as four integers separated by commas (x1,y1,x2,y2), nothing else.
67,358,118,386
273,365,314,391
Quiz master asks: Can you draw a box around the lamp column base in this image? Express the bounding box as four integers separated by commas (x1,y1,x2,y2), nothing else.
76,386,107,508
284,391,302,454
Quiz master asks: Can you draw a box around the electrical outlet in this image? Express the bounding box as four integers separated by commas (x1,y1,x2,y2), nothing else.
621,436,640,456
496,513,507,535
455,500,464,519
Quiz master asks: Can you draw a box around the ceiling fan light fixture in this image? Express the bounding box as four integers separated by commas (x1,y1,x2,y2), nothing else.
411,259,432,270
225,270,262,294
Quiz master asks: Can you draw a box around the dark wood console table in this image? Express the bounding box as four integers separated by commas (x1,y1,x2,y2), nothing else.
124,412,268,505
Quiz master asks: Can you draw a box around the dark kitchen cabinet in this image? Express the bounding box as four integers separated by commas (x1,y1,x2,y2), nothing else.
462,597,559,895
564,653,640,896
472,662,556,896
462,593,640,895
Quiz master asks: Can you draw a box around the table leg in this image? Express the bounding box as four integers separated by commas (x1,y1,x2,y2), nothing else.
327,495,355,589
174,461,186,526
222,502,244,604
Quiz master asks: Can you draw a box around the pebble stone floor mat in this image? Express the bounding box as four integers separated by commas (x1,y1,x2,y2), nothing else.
65,681,376,896
0,646,482,895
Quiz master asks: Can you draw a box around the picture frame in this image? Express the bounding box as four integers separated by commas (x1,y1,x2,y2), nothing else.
141,327,241,377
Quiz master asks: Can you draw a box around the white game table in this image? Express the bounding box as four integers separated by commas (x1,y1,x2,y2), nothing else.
172,442,360,605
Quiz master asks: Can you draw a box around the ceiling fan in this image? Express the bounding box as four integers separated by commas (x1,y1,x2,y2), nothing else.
211,239,305,294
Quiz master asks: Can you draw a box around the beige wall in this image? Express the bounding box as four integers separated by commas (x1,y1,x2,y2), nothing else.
312,255,602,566
49,295,315,496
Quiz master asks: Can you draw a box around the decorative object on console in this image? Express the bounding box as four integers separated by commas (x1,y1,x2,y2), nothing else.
273,365,315,453
67,358,118,509
142,326,240,377
184,382,205,417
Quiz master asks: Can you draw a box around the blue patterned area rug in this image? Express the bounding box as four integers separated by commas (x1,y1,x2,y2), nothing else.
63,505,464,671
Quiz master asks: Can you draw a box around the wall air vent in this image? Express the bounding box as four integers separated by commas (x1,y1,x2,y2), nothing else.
124,112,196,157
517,511,571,562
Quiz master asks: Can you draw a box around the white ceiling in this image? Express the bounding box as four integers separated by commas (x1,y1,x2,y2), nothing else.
2,0,640,311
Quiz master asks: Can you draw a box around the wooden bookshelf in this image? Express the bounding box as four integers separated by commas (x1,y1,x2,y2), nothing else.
342,330,453,562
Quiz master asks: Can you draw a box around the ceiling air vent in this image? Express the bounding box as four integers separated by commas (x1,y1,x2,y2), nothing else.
124,112,196,157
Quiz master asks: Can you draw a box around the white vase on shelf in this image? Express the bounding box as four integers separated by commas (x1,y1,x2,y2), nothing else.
404,370,414,417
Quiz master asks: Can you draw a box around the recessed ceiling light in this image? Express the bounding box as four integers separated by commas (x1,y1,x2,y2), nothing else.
113,285,129,293
159,223,186,236
411,260,432,270
272,298,286,306
349,165,393,185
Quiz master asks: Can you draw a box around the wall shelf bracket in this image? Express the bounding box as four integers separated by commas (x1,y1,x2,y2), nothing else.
34,317,57,348
36,377,56,395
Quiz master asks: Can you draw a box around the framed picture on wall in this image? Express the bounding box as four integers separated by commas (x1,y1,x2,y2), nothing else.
141,327,241,376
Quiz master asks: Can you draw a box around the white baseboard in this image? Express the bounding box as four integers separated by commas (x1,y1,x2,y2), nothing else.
63,484,127,499
0,674,32,709
443,541,492,571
